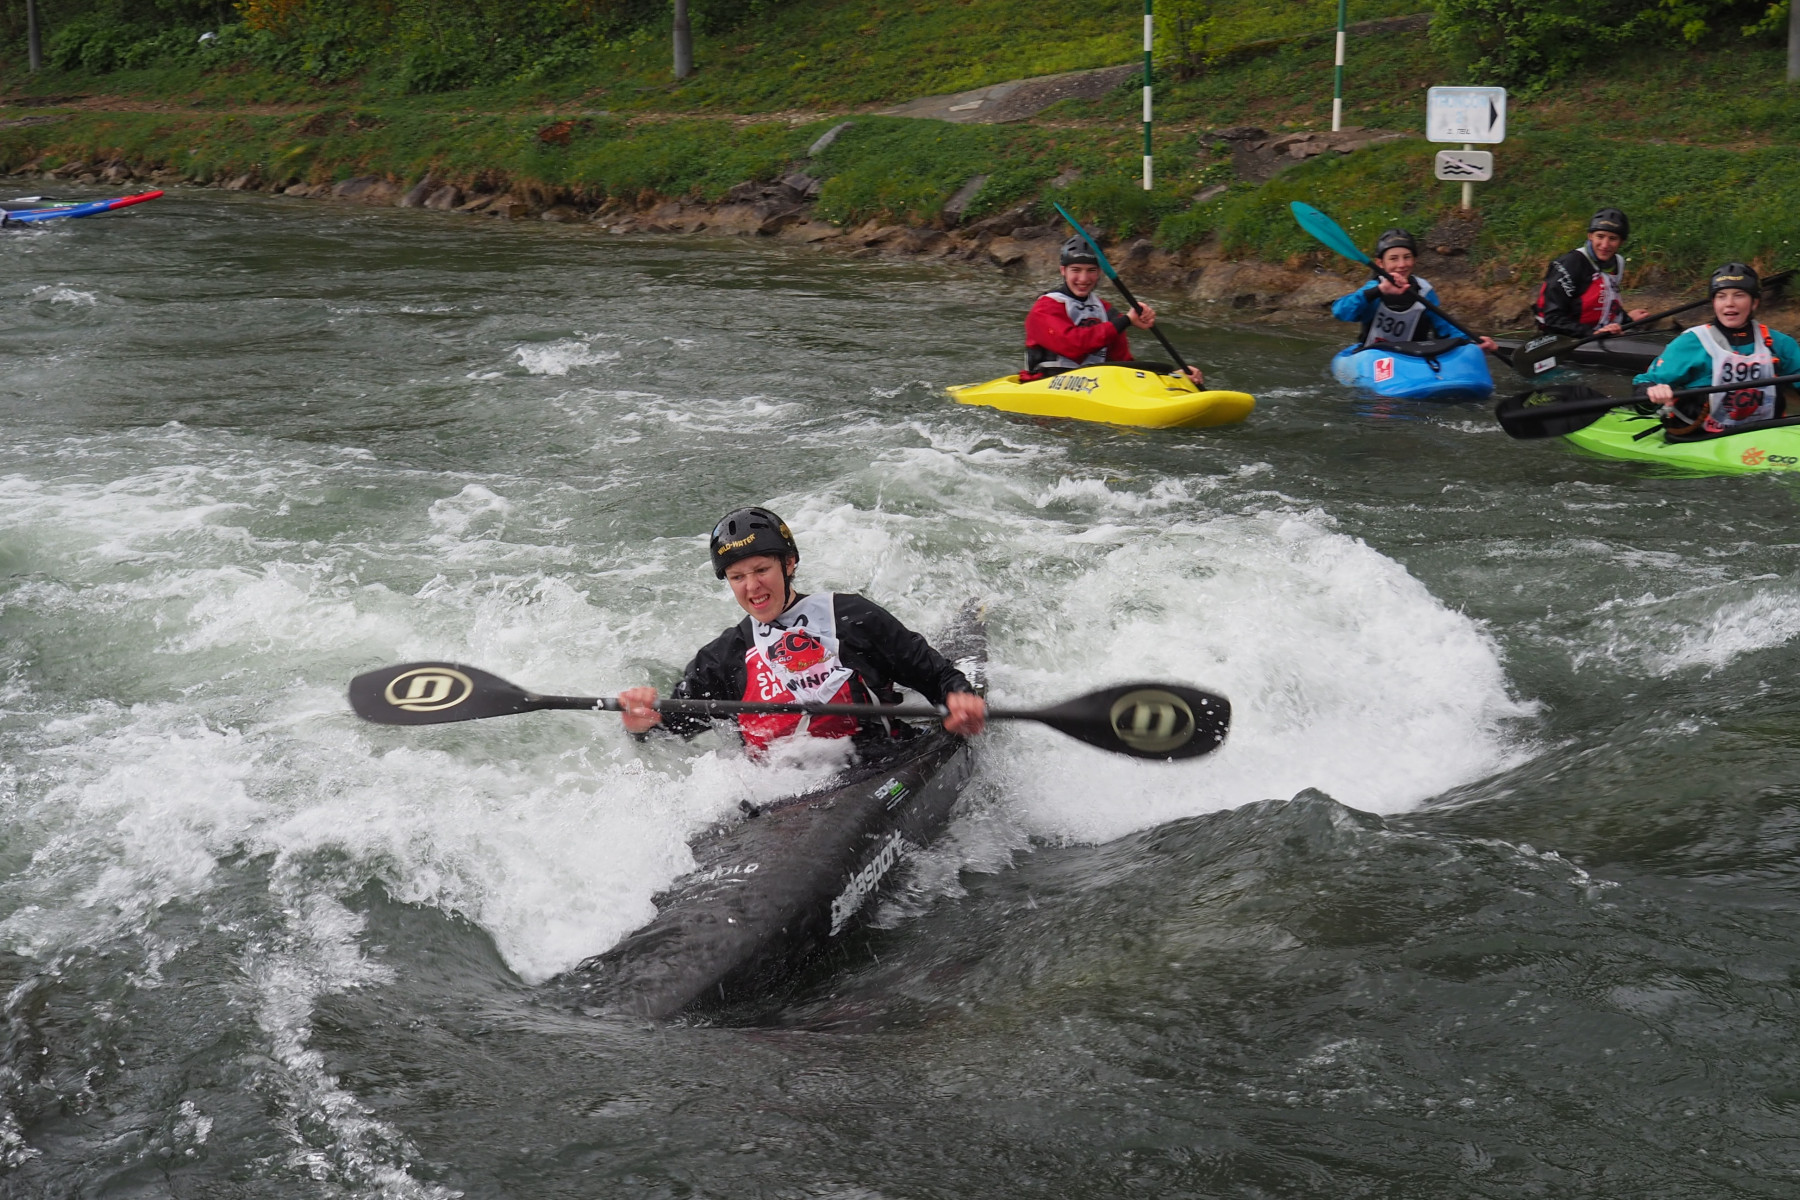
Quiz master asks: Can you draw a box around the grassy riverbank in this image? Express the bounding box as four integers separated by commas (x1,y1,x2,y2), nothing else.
2,4,1799,288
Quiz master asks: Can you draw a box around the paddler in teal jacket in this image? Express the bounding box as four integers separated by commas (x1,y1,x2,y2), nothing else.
1635,263,1800,435
1331,228,1498,352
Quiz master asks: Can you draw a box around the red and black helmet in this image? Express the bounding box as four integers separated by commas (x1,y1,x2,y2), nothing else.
709,507,798,578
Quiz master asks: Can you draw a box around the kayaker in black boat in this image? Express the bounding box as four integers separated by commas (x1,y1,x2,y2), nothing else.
1330,228,1499,352
1533,208,1652,339
618,507,986,753
1634,263,1800,436
1021,237,1206,384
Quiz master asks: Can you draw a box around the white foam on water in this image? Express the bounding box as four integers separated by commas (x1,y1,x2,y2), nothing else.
0,398,1530,1181
1579,578,1800,677
28,284,98,306
512,335,621,376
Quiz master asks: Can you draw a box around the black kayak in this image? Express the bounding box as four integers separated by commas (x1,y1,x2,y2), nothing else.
551,604,987,1019
1492,332,1673,374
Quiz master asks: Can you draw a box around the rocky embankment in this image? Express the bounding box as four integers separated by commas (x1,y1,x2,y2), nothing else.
5,148,1711,331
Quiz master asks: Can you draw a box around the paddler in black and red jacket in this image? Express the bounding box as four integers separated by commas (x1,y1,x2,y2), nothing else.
1021,237,1206,384
1533,208,1652,339
618,507,985,756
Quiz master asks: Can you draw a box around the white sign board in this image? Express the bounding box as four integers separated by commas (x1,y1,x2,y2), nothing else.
1427,86,1506,144
1434,150,1493,182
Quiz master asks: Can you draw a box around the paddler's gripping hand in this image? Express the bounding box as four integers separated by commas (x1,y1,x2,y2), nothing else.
942,691,986,736
1127,302,1159,331
619,686,662,734
1182,365,1206,387
1645,383,1676,407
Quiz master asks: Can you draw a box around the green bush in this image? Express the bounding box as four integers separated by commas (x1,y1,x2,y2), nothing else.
1432,0,1779,87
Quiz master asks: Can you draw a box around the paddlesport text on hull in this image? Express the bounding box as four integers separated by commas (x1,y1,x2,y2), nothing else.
948,363,1254,429
1330,339,1495,402
1,190,163,225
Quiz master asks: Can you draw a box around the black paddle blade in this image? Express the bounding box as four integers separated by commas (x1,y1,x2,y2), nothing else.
1022,682,1230,761
1494,385,1622,440
349,661,543,725
1510,333,1572,380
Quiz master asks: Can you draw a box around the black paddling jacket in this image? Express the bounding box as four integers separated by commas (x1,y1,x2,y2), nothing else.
654,593,974,745
1534,247,1623,337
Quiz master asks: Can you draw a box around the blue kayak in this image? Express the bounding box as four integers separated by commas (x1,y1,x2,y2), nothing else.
2,190,163,225
1330,337,1495,402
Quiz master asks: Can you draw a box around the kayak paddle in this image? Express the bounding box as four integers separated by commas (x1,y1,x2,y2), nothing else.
349,661,1231,762
1052,202,1197,379
1508,267,1796,381
1495,371,1800,440
1288,201,1485,343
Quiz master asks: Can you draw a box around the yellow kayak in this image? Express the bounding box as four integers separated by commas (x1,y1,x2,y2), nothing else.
947,364,1255,429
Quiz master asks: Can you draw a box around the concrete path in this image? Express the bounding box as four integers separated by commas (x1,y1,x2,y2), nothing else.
878,64,1138,124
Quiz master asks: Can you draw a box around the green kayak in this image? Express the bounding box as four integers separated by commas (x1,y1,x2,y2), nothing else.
1565,409,1800,474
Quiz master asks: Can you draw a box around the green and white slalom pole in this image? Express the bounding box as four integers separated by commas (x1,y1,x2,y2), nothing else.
1332,0,1346,131
1143,0,1154,190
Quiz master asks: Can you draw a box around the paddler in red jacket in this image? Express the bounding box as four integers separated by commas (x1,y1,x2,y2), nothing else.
618,507,986,754
1022,237,1206,384
1533,208,1652,338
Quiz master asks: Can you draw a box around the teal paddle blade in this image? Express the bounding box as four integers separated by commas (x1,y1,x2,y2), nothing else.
1289,201,1369,265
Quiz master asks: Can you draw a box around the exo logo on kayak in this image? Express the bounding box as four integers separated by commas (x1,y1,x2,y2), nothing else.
1047,373,1100,393
1741,447,1799,466
1108,689,1197,754
383,667,474,713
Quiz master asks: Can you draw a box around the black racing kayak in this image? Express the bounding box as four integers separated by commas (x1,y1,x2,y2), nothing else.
1492,332,1673,374
549,603,988,1019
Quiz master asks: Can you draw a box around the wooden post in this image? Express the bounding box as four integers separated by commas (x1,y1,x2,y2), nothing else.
1789,0,1800,83
673,0,692,80
27,0,41,73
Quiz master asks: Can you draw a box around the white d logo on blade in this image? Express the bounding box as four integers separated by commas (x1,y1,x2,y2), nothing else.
383,667,474,712
1108,689,1196,753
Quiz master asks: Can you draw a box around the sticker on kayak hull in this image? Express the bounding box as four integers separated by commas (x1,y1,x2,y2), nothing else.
829,832,910,935
1373,357,1396,383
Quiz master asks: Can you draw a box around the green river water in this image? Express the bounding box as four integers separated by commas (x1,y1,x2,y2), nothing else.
2,190,1798,1197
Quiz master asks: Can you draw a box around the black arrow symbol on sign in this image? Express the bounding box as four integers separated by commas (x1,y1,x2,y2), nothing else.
1488,97,1498,133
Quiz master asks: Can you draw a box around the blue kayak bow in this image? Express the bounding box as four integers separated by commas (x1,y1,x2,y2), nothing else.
4,190,163,225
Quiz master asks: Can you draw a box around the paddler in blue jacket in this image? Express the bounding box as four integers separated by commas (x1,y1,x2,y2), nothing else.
1331,228,1498,352
618,507,986,754
1635,263,1800,436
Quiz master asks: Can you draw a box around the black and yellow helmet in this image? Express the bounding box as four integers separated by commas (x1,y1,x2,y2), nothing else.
1588,207,1630,240
709,507,797,578
1709,262,1760,298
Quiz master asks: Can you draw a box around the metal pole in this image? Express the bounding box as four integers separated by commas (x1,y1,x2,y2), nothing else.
1142,0,1153,190
1332,0,1346,131
26,0,41,74
1462,142,1473,210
